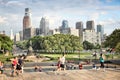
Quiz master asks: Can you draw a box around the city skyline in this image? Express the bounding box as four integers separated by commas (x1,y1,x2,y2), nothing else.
0,0,120,35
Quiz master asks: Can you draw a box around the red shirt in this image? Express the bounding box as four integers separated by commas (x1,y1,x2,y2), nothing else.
12,59,17,66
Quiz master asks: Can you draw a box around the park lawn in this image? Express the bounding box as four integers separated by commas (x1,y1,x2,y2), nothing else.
40,52,92,61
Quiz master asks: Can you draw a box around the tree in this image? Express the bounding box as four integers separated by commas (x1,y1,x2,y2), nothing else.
28,34,83,53
83,41,94,50
94,44,101,49
16,40,28,49
104,29,120,48
0,34,13,54
115,42,120,54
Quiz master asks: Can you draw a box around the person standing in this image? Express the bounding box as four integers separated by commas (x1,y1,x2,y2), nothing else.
99,54,105,71
60,55,66,71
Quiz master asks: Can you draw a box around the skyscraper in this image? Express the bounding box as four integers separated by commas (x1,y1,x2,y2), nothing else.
62,20,68,28
97,24,104,42
23,8,34,40
10,28,14,40
40,17,49,36
23,8,32,29
76,21,83,42
86,21,95,30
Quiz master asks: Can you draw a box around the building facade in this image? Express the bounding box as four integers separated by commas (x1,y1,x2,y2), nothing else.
83,30,101,45
62,20,69,29
23,28,36,40
76,21,84,42
86,20,95,31
10,29,14,40
48,29,60,35
97,24,104,42
39,17,49,36
23,8,33,40
23,8,32,29
15,33,20,42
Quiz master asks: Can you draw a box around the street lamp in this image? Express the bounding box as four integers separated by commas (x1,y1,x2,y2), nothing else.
0,41,1,50
79,50,80,61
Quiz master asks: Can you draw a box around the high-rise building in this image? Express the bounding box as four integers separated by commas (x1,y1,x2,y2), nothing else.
10,29,14,40
86,21,95,30
23,8,33,40
62,20,68,28
15,33,20,42
23,28,36,40
97,24,104,42
76,21,83,42
39,17,49,36
23,8,32,29
19,31,23,41
35,28,40,36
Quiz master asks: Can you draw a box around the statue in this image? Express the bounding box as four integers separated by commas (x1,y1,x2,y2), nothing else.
27,40,33,56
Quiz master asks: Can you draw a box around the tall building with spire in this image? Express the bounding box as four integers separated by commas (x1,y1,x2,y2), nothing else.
39,17,49,36
23,8,32,29
23,8,35,40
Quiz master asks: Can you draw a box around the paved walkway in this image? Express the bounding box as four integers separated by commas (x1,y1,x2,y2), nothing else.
0,69,120,80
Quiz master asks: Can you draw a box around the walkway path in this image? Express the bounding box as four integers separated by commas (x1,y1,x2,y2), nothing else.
0,69,120,80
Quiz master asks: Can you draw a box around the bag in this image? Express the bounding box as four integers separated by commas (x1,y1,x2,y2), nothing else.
101,59,104,62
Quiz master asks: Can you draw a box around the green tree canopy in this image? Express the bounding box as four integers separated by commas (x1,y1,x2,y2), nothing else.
16,40,28,49
83,40,94,50
115,42,120,54
104,29,120,48
0,34,13,53
29,34,83,52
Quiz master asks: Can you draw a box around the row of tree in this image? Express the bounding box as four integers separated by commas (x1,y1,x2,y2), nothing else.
16,29,120,54
16,34,83,52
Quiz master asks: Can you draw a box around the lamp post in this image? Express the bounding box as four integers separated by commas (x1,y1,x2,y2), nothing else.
79,50,80,61
0,41,1,50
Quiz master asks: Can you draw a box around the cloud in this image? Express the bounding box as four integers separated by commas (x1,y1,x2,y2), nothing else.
6,0,25,6
96,5,120,11
0,0,120,35
98,18,120,26
106,0,113,3
0,16,7,23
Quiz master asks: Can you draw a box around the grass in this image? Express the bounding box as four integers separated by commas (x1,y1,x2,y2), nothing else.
40,52,92,62
104,53,120,60
40,52,120,62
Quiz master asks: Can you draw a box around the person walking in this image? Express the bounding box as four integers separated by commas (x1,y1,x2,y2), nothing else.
18,56,24,73
11,57,18,76
0,61,4,74
56,57,61,71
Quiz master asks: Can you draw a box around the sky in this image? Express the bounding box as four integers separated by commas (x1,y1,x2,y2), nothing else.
0,0,120,35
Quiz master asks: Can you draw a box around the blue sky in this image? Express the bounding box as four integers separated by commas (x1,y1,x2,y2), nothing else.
0,0,120,35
